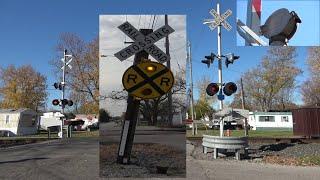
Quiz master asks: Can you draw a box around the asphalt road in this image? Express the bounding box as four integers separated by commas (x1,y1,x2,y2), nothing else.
0,138,101,180
0,132,320,180
99,122,186,150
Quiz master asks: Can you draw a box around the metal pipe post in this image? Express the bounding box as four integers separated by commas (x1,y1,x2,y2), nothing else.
60,49,67,138
217,3,224,137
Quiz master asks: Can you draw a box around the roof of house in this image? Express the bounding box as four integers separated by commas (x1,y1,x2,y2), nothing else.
251,111,292,116
0,108,34,114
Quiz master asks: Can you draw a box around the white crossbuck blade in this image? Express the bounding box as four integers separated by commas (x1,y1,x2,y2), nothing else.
114,21,175,63
205,9,232,31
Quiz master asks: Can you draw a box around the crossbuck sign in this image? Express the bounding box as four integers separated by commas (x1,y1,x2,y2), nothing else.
204,9,232,31
114,21,175,63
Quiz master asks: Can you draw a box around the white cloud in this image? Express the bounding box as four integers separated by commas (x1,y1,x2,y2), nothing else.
99,15,186,117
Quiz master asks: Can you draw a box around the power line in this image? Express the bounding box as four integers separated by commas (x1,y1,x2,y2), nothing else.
143,15,147,28
154,15,159,28
148,15,153,29
151,15,156,29
137,15,141,29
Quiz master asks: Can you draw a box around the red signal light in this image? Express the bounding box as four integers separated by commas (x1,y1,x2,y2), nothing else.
206,83,220,96
223,82,237,96
52,99,60,106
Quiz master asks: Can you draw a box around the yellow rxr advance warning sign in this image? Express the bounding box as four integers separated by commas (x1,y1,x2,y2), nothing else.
122,61,174,99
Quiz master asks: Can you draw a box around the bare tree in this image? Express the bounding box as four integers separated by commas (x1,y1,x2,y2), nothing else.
302,47,320,106
231,47,301,111
51,33,99,114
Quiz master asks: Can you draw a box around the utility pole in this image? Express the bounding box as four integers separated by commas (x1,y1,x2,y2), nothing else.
240,77,248,136
117,29,152,164
188,41,196,135
165,14,173,126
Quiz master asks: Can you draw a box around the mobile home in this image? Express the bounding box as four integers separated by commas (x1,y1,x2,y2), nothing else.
39,112,64,130
248,111,293,130
0,108,38,136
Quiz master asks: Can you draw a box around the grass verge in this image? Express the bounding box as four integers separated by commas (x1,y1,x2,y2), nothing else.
186,129,293,138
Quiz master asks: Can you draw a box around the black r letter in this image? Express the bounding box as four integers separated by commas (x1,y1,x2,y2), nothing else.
160,77,170,86
127,74,137,83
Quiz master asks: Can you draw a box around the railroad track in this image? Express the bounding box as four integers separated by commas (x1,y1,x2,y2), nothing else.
186,136,320,144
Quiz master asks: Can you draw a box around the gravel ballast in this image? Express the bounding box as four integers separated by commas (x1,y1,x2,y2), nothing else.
189,140,320,166
100,142,186,178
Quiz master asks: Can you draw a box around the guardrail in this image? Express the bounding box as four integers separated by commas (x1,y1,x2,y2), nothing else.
202,135,248,160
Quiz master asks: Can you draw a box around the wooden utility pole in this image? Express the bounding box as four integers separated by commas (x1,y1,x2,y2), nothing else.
240,77,248,136
117,29,152,164
165,14,173,126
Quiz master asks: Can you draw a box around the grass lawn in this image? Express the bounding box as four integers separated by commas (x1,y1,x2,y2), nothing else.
298,155,320,166
186,129,293,138
0,130,99,140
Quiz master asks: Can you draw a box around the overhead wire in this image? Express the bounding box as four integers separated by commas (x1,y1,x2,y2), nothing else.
151,15,156,29
137,15,141,29
148,15,153,29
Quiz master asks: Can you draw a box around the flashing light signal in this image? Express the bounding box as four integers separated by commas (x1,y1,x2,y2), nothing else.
223,82,237,96
206,83,220,96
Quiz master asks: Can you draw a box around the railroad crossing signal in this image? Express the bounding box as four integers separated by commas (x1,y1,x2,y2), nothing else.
203,9,232,31
206,83,220,96
201,53,216,68
52,99,73,106
206,82,237,97
61,55,73,70
122,61,174,99
223,82,237,96
53,82,63,90
114,21,175,63
225,53,240,68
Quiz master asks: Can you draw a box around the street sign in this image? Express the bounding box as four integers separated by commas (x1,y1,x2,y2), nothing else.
114,21,175,63
204,9,232,31
122,61,174,99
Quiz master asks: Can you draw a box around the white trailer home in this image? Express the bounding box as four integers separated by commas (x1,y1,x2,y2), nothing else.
39,112,64,130
0,108,38,136
248,111,293,130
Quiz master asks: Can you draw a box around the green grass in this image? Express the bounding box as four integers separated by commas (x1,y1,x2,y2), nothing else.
186,129,293,138
298,155,320,166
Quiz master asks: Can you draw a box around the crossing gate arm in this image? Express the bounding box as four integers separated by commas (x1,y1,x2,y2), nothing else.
237,19,267,46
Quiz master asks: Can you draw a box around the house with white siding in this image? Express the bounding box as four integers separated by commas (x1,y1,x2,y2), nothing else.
248,111,293,130
0,108,38,136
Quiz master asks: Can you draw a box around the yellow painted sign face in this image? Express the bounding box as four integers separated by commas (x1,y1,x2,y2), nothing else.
122,61,174,99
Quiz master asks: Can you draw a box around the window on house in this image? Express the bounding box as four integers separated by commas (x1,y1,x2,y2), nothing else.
31,116,36,126
259,116,275,122
5,115,10,124
281,116,289,122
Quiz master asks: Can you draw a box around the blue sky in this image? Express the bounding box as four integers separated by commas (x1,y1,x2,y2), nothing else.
0,0,317,110
237,0,320,46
